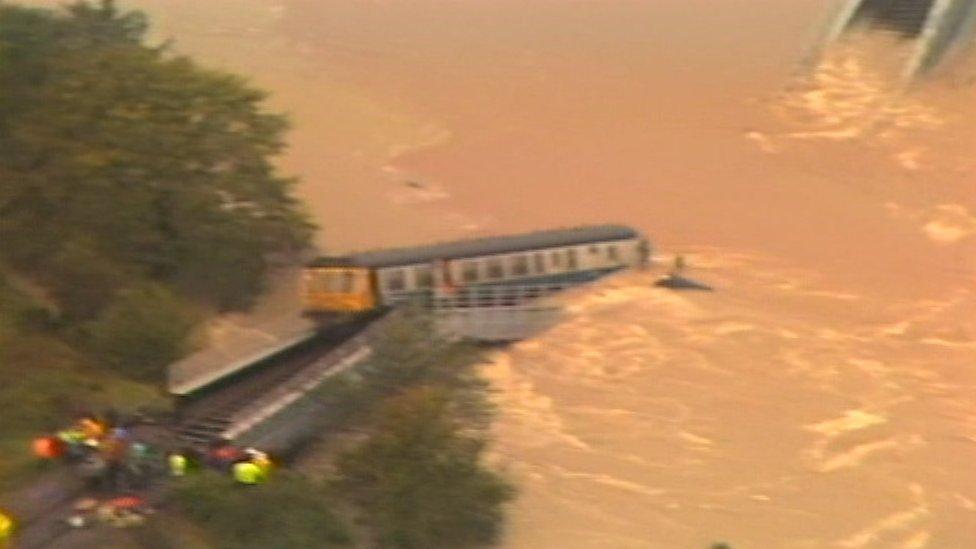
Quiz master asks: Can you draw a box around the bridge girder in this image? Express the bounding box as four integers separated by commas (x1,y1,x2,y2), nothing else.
817,0,976,81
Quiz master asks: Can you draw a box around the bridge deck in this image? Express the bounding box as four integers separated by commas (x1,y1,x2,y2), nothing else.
168,314,318,397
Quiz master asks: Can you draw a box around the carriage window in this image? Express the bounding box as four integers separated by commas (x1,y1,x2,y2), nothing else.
385,270,406,292
551,251,563,268
324,272,344,292
534,253,546,273
486,258,504,279
414,266,433,288
607,245,619,261
511,255,529,276
566,249,578,269
462,261,479,283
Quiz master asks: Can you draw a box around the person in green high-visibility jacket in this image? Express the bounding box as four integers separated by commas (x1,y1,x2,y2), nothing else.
232,461,264,485
168,452,188,477
0,509,14,548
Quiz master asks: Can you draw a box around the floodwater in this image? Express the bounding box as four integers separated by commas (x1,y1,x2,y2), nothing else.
28,0,976,546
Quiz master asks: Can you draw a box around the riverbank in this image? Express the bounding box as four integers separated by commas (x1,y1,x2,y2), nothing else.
166,310,514,548
14,2,976,546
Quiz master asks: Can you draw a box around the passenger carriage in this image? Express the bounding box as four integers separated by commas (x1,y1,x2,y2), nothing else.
302,224,651,317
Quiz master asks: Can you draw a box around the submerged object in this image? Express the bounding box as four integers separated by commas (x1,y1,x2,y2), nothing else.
654,274,714,291
654,254,712,291
815,0,976,81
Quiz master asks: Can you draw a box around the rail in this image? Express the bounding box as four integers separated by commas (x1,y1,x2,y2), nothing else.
425,280,578,310
422,281,577,342
215,309,401,442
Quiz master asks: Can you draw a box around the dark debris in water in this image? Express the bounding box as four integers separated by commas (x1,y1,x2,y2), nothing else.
654,275,714,292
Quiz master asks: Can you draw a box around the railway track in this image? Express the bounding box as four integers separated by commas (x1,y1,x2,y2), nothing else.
174,315,377,450
7,313,386,548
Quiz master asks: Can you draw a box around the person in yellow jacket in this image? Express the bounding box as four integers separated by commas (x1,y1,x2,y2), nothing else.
0,509,14,548
232,460,264,486
244,448,273,477
168,452,188,477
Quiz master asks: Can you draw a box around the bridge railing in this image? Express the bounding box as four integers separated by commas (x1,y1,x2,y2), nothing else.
417,281,580,342
423,281,577,311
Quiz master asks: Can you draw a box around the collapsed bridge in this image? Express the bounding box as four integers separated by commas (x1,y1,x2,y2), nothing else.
817,0,976,80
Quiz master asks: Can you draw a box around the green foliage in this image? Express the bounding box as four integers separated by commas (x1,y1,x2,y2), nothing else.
81,283,198,381
0,329,169,433
0,0,313,313
44,238,127,321
317,311,493,431
0,334,85,433
172,471,351,549
338,387,515,548
0,270,49,335
361,312,489,410
315,313,512,547
0,0,311,486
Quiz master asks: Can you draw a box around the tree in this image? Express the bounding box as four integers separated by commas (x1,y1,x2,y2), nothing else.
338,387,514,548
82,283,198,380
359,311,487,400
0,0,313,312
172,471,351,548
44,238,127,321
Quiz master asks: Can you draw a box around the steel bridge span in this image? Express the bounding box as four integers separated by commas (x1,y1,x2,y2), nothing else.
816,0,976,81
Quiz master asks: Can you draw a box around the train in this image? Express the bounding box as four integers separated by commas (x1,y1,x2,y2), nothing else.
302,224,651,316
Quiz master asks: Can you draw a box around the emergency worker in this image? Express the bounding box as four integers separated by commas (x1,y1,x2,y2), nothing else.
78,416,106,440
244,448,273,477
232,460,263,486
101,433,130,490
32,436,65,460
57,428,87,460
206,439,243,472
168,452,188,477
127,442,153,488
0,510,13,548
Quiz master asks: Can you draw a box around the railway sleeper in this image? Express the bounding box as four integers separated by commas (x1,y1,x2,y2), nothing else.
182,416,233,428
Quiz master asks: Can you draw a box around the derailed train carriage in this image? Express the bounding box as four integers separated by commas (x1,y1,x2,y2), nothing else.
302,224,651,317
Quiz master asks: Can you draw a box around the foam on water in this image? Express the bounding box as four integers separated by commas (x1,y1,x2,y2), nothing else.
489,250,976,547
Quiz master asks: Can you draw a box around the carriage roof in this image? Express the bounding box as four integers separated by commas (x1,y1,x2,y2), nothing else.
309,224,640,269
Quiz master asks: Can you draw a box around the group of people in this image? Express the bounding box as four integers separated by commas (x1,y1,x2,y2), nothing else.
168,439,273,485
11,413,275,543
32,412,157,491
33,413,275,488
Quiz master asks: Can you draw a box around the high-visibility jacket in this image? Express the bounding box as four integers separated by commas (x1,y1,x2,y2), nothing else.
168,454,188,477
252,455,273,476
32,436,65,459
78,418,105,440
232,461,263,485
0,510,14,544
57,429,86,445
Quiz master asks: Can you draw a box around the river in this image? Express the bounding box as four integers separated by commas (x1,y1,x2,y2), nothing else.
25,1,976,546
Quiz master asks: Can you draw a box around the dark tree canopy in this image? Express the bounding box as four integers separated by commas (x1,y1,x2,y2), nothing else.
338,387,515,548
0,0,312,314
